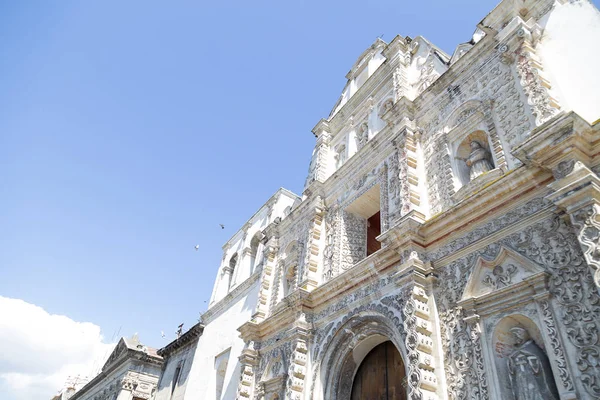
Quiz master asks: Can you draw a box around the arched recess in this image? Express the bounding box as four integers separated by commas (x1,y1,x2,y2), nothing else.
316,311,409,400
249,233,263,274
351,341,406,400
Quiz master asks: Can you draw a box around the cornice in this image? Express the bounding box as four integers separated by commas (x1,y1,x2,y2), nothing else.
202,270,261,324
328,61,395,134
157,322,204,358
221,188,301,250
70,349,162,400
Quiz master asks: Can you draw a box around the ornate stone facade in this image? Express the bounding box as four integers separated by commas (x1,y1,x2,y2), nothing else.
69,336,162,400
154,0,600,399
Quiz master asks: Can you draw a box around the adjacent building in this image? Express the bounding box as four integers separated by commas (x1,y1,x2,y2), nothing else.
156,0,600,399
69,336,162,400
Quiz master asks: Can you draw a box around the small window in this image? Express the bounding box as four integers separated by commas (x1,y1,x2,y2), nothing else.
335,144,347,169
215,349,231,400
172,365,181,394
249,234,262,273
227,254,238,289
366,211,381,256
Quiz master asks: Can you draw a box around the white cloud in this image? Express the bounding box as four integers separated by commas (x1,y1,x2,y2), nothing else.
0,297,115,400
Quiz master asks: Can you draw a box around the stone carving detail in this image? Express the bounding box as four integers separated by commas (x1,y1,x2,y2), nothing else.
465,140,494,181
415,60,439,94
300,202,324,290
304,133,331,190
482,264,517,289
539,300,574,392
322,206,341,281
439,307,489,400
340,211,366,270
379,98,394,119
570,204,600,289
515,40,560,127
393,63,408,101
387,152,403,222
424,133,455,215
552,159,575,180
422,56,532,213
436,214,600,398
507,326,560,400
253,244,278,321
428,196,549,262
357,122,368,149
310,300,406,400
378,163,390,232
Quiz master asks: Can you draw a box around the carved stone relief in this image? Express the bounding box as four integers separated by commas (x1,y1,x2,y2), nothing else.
434,214,600,398
340,211,366,270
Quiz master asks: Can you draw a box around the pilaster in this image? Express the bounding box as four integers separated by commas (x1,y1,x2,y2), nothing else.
253,236,279,323
299,196,325,292
304,121,332,194
236,341,259,399
514,24,560,127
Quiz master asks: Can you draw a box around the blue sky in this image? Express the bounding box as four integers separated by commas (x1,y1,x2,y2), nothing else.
3,1,596,397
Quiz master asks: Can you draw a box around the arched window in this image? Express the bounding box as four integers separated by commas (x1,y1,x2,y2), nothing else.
335,144,347,169
227,254,238,289
282,242,299,297
249,233,262,274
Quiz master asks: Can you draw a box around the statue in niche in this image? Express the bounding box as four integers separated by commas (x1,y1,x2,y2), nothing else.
465,140,494,181
507,326,560,400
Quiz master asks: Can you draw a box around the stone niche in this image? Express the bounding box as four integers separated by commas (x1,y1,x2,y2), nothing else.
443,100,503,202
458,247,576,400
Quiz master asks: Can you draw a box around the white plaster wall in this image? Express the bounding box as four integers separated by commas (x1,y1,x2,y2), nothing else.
210,191,298,305
184,282,260,400
538,0,600,124
154,345,197,400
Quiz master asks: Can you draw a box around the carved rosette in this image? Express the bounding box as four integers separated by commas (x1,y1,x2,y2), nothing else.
515,33,560,127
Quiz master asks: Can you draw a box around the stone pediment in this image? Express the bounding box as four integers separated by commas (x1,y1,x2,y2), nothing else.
461,247,545,301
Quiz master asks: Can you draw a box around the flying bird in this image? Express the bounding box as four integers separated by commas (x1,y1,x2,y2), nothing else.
194,245,199,251
219,224,225,229
161,331,166,339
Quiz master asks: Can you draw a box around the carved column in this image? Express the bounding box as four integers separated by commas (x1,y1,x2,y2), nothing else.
299,196,324,292
481,99,508,171
514,26,560,127
304,121,332,193
253,237,279,322
285,314,311,400
390,126,425,224
547,160,600,290
397,258,440,400
533,293,576,398
237,341,259,399
322,205,341,281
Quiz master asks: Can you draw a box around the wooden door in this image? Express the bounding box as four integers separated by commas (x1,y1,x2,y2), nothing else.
350,341,406,400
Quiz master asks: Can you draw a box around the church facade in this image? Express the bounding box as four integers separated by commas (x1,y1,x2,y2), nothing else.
155,0,600,399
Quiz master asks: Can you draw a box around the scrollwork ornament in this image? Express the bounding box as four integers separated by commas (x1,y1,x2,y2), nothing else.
540,300,574,391
570,204,600,289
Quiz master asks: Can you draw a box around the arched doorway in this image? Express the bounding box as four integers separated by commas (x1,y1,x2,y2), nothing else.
350,341,406,400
